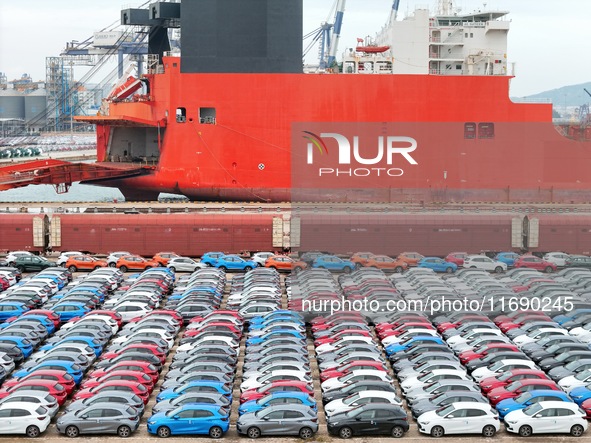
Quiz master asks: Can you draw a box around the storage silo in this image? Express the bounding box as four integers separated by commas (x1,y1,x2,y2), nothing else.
0,89,25,120
25,88,47,128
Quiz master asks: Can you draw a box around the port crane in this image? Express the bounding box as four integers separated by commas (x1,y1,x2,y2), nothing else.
303,0,347,71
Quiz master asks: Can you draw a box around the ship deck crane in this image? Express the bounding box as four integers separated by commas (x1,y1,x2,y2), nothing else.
303,0,347,71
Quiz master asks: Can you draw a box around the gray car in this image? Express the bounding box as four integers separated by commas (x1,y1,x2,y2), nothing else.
64,393,145,415
56,404,140,438
236,404,318,439
152,393,231,414
160,372,233,390
165,362,234,381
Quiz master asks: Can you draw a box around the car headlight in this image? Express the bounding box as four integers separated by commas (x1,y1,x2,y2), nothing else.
421,421,430,425
506,420,517,425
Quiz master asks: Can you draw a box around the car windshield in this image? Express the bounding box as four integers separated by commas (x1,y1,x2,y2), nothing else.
523,403,543,416
435,404,455,417
424,382,441,393
514,392,532,403
564,361,580,371
498,372,514,382
417,373,432,381
343,393,361,405
506,382,522,392
575,370,591,381
489,361,505,371
257,394,273,405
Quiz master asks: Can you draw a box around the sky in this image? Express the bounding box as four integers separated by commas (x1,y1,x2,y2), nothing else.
0,0,590,97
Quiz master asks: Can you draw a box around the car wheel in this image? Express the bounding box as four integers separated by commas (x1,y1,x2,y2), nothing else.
343,266,352,273
482,425,496,438
395,266,403,273
26,425,41,438
269,265,277,270
108,262,116,267
391,426,405,438
8,261,15,267
545,266,553,273
470,266,477,269
518,425,533,437
119,265,128,273
294,266,302,273
247,427,261,438
169,266,176,272
93,265,101,270
430,426,444,438
244,266,252,272
16,265,25,273
494,266,503,273
65,425,79,438
209,426,223,439
355,263,362,269
571,424,585,437
445,267,453,273
68,265,77,272
219,266,227,272
338,427,353,439
299,427,313,439
117,425,132,438
157,426,171,438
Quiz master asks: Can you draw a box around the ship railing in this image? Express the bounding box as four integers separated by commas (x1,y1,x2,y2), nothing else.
512,98,553,104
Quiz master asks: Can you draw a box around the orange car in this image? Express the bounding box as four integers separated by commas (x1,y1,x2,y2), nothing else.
364,255,409,273
65,255,108,272
350,252,376,268
116,255,159,272
152,252,180,266
397,252,424,267
264,255,308,273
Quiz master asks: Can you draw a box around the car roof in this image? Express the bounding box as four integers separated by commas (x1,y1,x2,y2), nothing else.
536,401,579,410
448,402,492,411
0,401,40,411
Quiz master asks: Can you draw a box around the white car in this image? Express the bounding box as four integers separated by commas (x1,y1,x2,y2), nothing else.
248,323,306,338
112,328,175,349
0,391,59,418
397,361,466,381
32,343,96,362
240,370,312,392
106,251,132,267
324,391,402,416
0,352,15,374
463,255,507,273
381,329,439,347
242,362,311,380
417,402,500,437
0,271,17,287
401,369,471,393
543,252,571,268
513,328,569,348
504,401,587,437
406,381,481,403
558,369,591,393
316,336,375,354
321,370,393,392
56,251,84,267
446,329,503,347
112,301,153,323
177,336,239,354
251,252,275,266
453,337,512,354
471,359,539,382
5,251,34,266
167,257,206,273
0,401,51,437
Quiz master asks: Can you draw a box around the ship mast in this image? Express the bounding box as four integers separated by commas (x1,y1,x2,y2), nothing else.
438,0,453,15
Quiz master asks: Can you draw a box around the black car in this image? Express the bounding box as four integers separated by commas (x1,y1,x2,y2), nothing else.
410,391,488,419
327,404,409,438
565,255,591,268
322,381,396,405
13,256,57,273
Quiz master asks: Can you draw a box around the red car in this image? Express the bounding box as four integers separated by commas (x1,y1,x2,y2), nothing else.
88,360,160,384
445,252,468,266
100,344,167,365
493,310,543,325
20,309,61,328
320,360,387,382
378,322,435,339
479,369,550,393
0,380,68,404
375,315,430,333
2,370,76,394
314,329,372,346
73,380,150,404
459,343,521,364
580,398,591,419
487,379,560,405
310,313,365,326
499,314,553,333
185,322,242,338
129,309,184,325
240,381,314,404
514,255,557,273
436,315,491,333
81,370,155,391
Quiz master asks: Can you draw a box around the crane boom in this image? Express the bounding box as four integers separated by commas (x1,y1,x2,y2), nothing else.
389,0,401,23
326,0,346,68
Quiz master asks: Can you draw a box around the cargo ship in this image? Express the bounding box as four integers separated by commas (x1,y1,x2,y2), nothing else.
1,0,590,204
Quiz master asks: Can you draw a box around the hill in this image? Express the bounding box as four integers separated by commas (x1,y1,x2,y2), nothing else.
512,82,591,107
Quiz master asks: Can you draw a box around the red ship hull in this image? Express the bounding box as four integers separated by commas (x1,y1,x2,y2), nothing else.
78,58,591,203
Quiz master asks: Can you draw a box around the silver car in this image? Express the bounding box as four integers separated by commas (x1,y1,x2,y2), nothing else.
152,393,231,414
167,258,206,273
56,404,140,438
236,404,318,439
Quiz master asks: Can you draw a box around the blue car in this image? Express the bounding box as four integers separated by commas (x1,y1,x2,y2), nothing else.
385,336,444,356
147,404,229,438
495,390,573,419
40,336,103,356
0,336,34,358
250,311,304,326
50,302,91,322
238,392,317,415
246,329,306,346
495,252,520,267
200,252,225,267
569,384,591,405
312,255,355,273
249,318,305,331
554,309,591,325
156,381,232,402
214,255,258,272
0,315,55,334
13,360,84,384
417,257,458,273
0,302,29,321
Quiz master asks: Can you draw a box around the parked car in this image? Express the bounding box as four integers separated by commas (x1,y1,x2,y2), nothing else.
312,256,355,273
116,255,159,272
463,255,507,273
544,252,571,267
264,256,307,273
326,404,409,438
167,257,205,273
56,251,84,267
565,256,591,269
56,404,140,437
147,404,229,438
417,402,500,437
13,256,56,273
363,255,408,272
445,252,468,266
495,252,519,267
396,252,424,267
106,252,132,267
236,404,318,439
514,255,557,273
215,255,257,272
417,257,457,273
504,401,587,437
200,252,226,267
152,252,180,266
0,402,51,437
65,255,108,272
